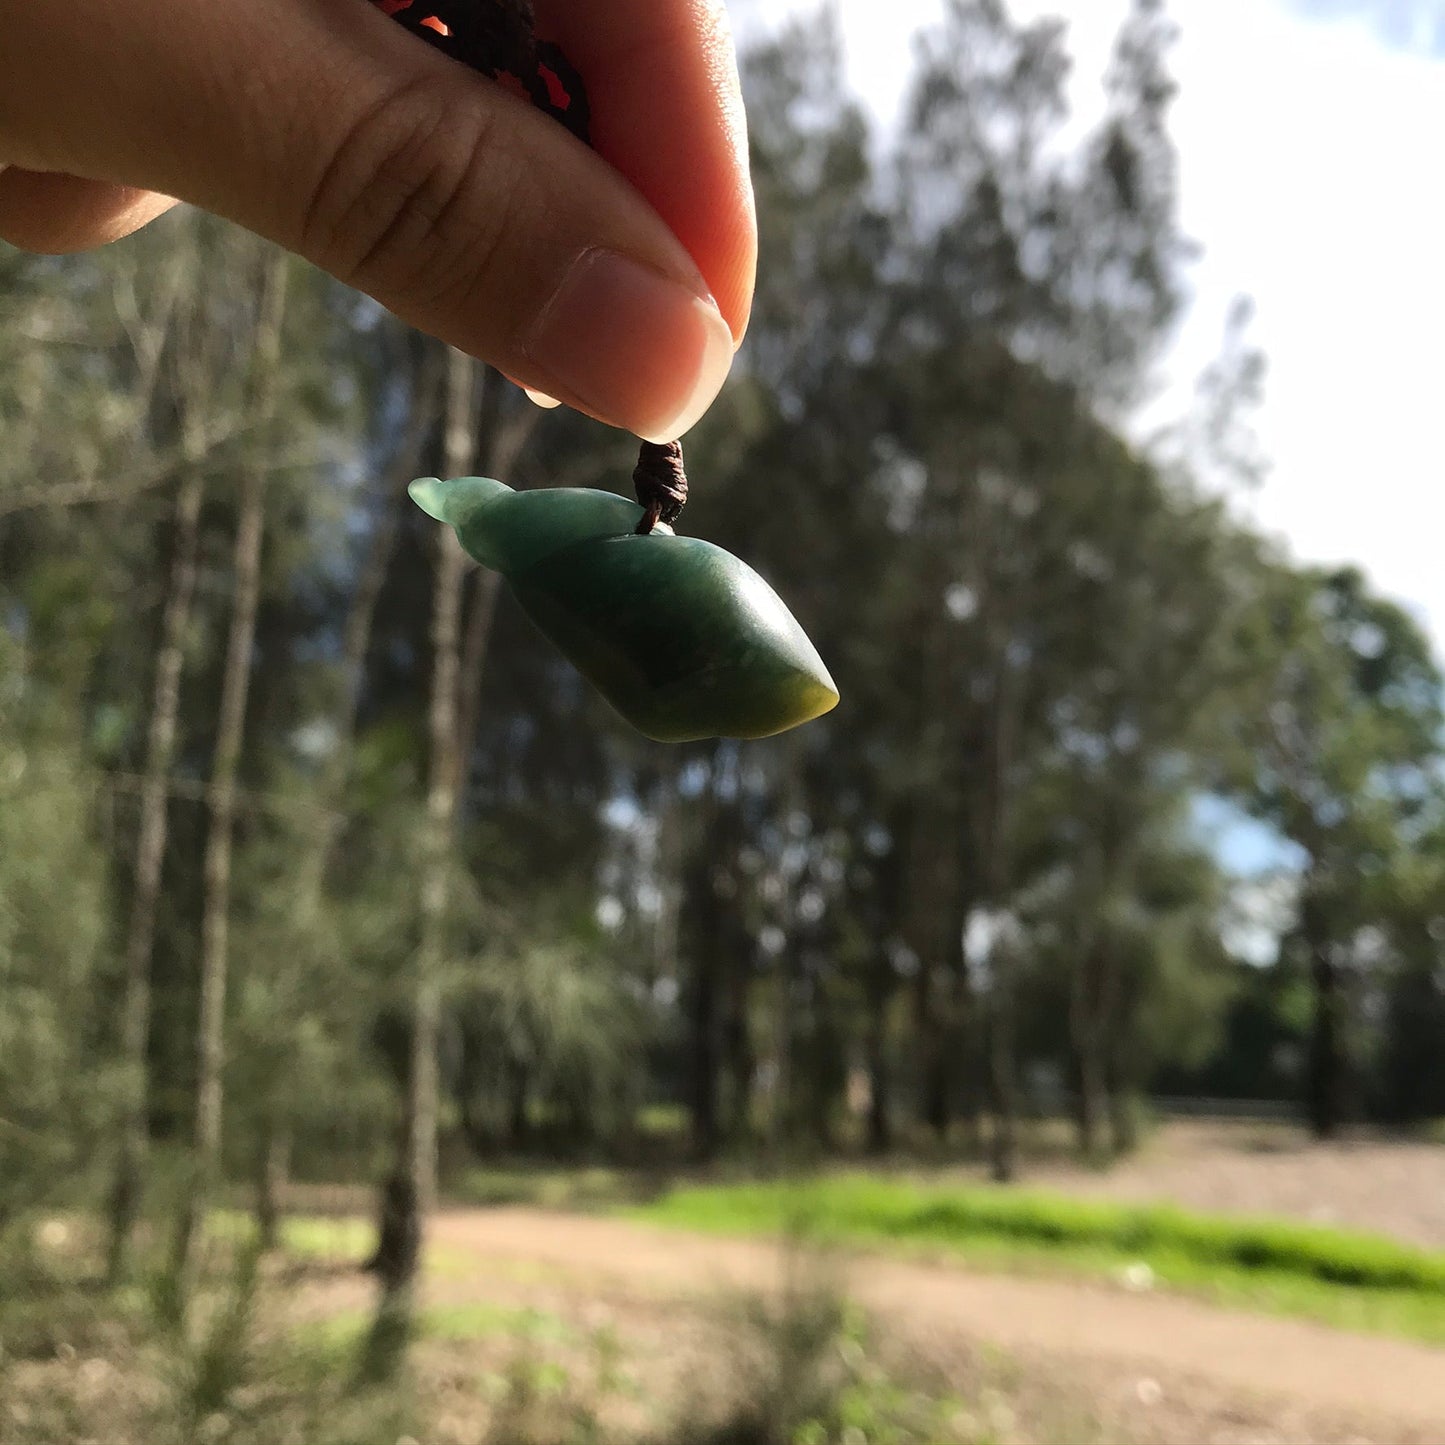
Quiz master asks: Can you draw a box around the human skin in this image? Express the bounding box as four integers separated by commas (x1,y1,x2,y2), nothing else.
0,0,757,443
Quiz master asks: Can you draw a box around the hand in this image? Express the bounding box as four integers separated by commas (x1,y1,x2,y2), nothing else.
0,0,755,444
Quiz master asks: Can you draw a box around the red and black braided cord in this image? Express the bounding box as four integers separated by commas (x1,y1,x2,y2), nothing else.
371,0,590,143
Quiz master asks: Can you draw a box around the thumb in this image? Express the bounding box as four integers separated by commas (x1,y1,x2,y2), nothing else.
0,0,734,443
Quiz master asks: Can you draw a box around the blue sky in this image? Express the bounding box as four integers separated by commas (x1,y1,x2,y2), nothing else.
1285,0,1445,54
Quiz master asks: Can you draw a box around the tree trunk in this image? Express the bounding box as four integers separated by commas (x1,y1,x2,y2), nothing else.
251,339,443,1246
454,570,503,795
451,376,538,796
452,1013,490,1157
1307,949,1347,1140
172,252,289,1294
864,804,909,1159
687,911,722,1163
978,657,1019,1184
1074,1040,1107,1164
773,935,798,1153
254,1123,289,1252
680,748,746,1163
1298,885,1349,1140
904,801,951,1142
1070,952,1109,1164
1107,1074,1139,1157
719,777,754,1149
986,983,1019,1183
506,1057,530,1151
722,959,754,1145
365,345,473,1375
426,376,537,1171
106,460,206,1284
920,993,951,1140
945,878,984,1152
864,993,892,1155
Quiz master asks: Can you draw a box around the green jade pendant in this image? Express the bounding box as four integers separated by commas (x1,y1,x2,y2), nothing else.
409,476,840,743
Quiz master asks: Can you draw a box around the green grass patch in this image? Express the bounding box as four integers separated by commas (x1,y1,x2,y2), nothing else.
636,1102,689,1139
208,1210,475,1276
453,1165,639,1212
428,1301,574,1344
208,1209,374,1262
631,1175,1445,1344
292,1299,572,1366
280,1215,376,1261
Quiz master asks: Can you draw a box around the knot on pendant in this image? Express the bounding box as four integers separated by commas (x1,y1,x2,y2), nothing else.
633,441,689,535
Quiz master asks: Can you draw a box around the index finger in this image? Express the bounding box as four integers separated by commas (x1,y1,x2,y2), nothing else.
534,0,756,344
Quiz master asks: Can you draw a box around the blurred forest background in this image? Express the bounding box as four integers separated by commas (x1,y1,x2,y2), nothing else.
3,2,1445,1440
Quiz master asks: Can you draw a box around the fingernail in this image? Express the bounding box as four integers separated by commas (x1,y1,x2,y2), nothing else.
522,249,733,444
523,386,561,410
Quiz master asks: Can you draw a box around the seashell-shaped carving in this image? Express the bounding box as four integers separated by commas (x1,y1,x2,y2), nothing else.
409,476,839,743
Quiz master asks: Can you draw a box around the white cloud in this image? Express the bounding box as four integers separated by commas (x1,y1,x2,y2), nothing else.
1161,1,1445,649
1220,870,1301,966
735,0,1445,654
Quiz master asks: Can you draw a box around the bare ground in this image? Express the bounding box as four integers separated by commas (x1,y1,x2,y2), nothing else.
403,1204,1445,1445
1017,1121,1445,1249
10,1124,1444,1444
279,1121,1445,1441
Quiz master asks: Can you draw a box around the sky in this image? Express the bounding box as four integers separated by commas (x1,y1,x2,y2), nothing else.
729,0,1445,897
734,0,1445,653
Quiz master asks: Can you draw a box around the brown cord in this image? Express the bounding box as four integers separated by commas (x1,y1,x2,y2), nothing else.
375,0,687,530
632,442,688,535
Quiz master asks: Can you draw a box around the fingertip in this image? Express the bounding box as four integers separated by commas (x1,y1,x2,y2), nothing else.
520,248,734,446
0,170,176,254
535,0,757,344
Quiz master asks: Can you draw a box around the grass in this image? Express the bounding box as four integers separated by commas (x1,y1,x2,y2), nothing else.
294,1271,991,1445
630,1174,1445,1345
455,1165,642,1212
295,1299,575,1364
208,1209,374,1261
208,1209,476,1277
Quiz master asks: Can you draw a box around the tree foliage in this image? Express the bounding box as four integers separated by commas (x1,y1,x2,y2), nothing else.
0,0,1441,1307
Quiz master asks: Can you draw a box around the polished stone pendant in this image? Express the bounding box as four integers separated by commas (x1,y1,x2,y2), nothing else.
410,476,839,743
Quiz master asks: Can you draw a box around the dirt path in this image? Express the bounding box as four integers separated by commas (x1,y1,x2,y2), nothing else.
1024,1122,1445,1249
431,1207,1445,1438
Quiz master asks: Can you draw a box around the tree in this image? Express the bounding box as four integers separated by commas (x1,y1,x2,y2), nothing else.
105,219,259,1282
1372,830,1445,1124
364,345,475,1368
171,246,291,1292
1231,563,1444,1136
0,636,112,1234
106,461,205,1281
223,327,444,1248
1033,457,1242,1158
